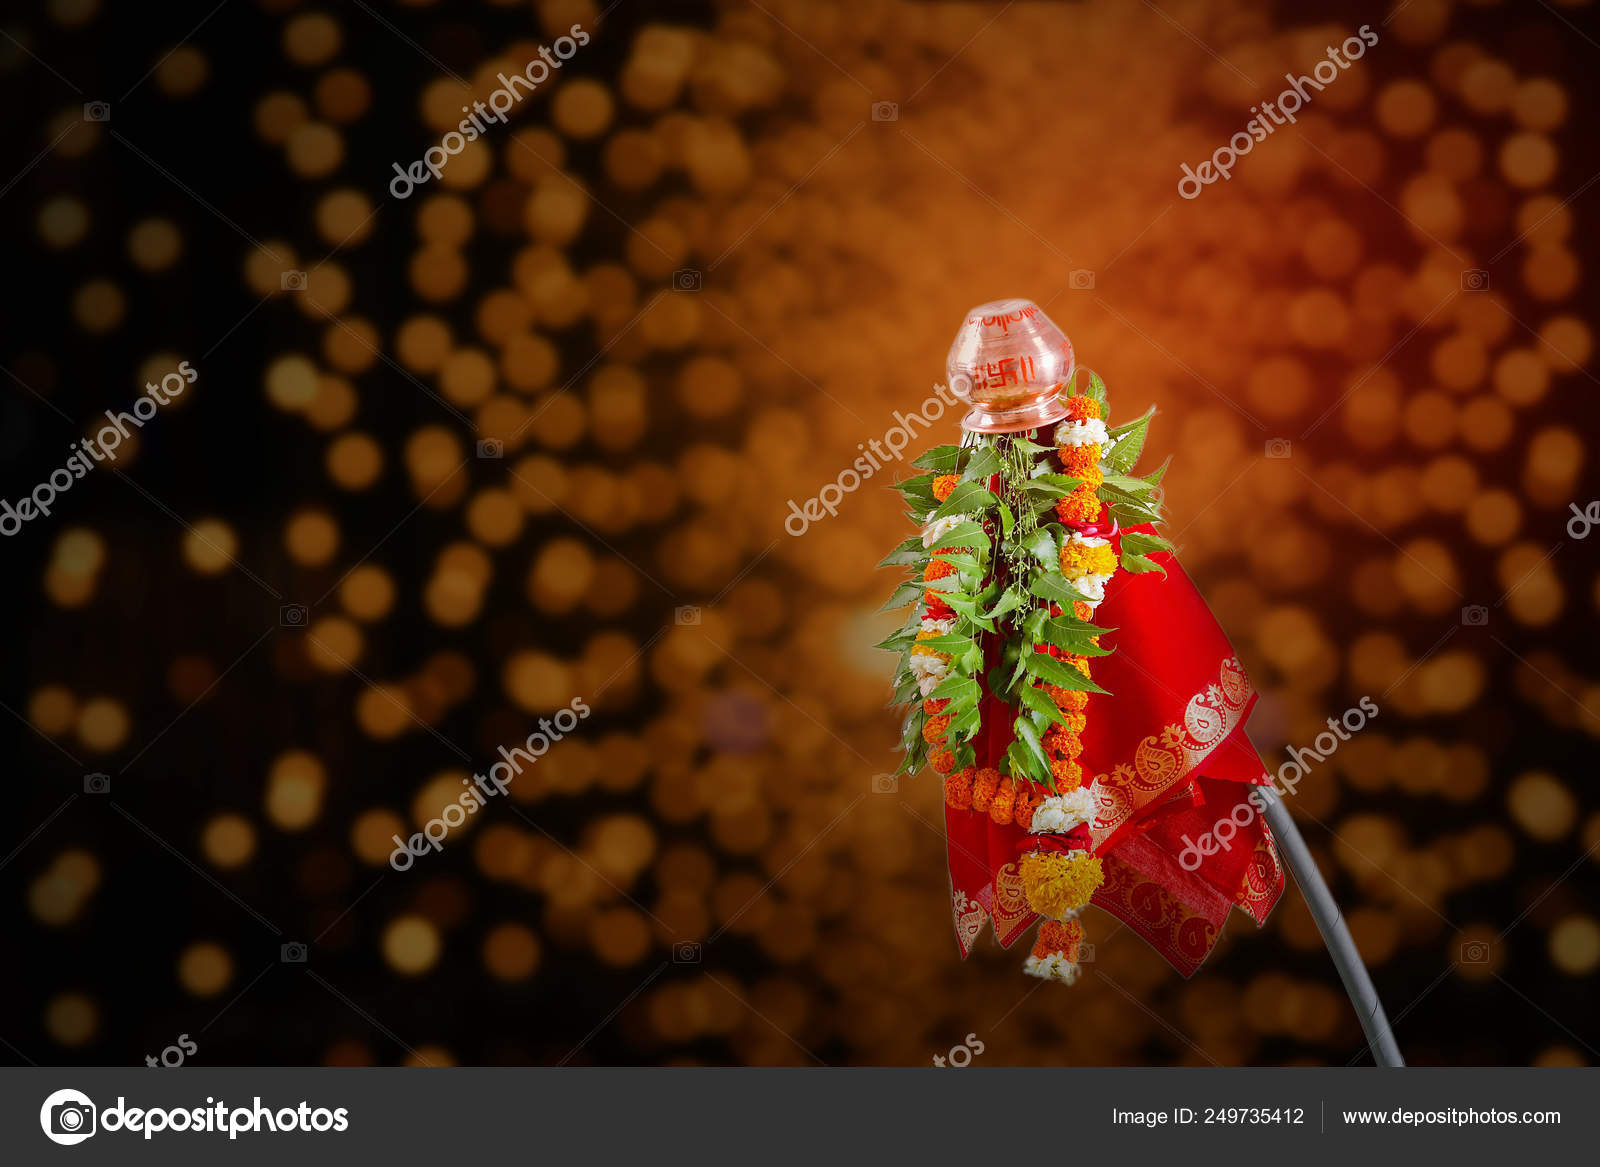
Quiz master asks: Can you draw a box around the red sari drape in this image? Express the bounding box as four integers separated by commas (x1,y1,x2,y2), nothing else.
943,543,1284,975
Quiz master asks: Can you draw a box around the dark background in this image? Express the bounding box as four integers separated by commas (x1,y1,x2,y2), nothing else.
2,0,1598,1067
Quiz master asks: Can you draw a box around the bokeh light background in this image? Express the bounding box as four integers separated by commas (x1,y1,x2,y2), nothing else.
2,0,1598,1067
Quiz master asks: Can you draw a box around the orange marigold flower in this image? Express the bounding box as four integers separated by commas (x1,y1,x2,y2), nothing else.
944,767,974,811
1049,757,1084,791
1064,395,1101,422
1041,726,1083,758
989,779,1016,825
924,697,949,716
1065,655,1091,679
1072,601,1093,621
923,555,955,582
1055,491,1101,525
931,474,959,502
1013,784,1043,830
1044,684,1088,712
1032,918,1085,961
970,767,1001,811
1058,444,1098,476
922,714,951,744
930,748,957,775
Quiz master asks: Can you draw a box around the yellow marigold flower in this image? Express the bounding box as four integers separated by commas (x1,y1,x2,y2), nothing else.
931,474,959,502
1064,655,1091,678
1072,601,1093,621
922,714,951,744
944,767,974,811
1060,541,1115,579
970,767,1001,811
1064,396,1101,422
1021,851,1104,920
989,779,1016,825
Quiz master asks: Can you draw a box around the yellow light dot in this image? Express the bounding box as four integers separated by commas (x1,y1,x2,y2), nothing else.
439,347,497,406
1508,771,1576,841
266,749,327,830
308,372,361,423
356,684,414,739
73,279,125,333
1375,79,1435,137
1549,916,1600,976
339,565,396,622
285,509,340,566
284,12,342,66
265,354,319,411
1500,132,1558,189
255,91,308,144
383,915,442,975
503,651,574,712
128,217,182,271
183,518,238,575
76,696,130,752
552,77,615,139
177,941,234,997
314,67,371,124
396,315,453,372
155,44,209,97
201,813,257,868
286,121,344,178
326,431,384,490
38,196,89,248
1512,78,1566,132
44,992,98,1046
305,615,363,672
483,922,542,981
465,488,524,546
29,685,78,736
351,808,406,865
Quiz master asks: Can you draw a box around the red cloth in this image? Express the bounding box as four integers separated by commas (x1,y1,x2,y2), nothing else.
944,542,1284,975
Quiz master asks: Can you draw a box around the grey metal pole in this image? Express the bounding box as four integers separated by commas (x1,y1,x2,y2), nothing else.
1257,784,1406,1067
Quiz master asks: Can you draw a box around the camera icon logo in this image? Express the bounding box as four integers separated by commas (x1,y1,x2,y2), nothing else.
1461,605,1489,627
1078,942,1096,964
1265,438,1292,459
83,772,110,794
871,773,899,794
82,102,110,122
476,438,504,459
1459,939,1491,964
672,268,702,292
672,941,702,964
281,942,308,963
675,605,701,626
870,100,899,122
280,269,307,292
1461,269,1489,292
40,1088,97,1145
279,603,308,627
1069,269,1096,290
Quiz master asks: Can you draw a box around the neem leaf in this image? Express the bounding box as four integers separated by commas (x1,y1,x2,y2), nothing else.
913,444,964,472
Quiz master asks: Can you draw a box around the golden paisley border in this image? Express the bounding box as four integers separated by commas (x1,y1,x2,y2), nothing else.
1089,654,1255,848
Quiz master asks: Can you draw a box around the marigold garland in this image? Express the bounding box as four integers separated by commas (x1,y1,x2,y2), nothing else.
885,365,1169,987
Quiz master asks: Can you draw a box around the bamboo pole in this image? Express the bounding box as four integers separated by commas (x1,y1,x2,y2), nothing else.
1255,783,1405,1066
